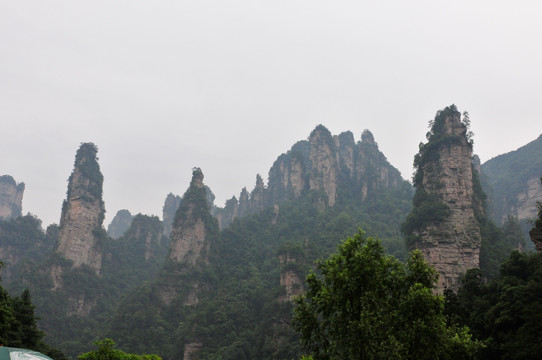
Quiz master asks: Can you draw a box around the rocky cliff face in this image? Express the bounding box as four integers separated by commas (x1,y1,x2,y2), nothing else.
106,209,134,239
529,178,542,252
211,125,405,229
514,177,542,220
212,196,238,230
123,214,166,261
162,193,182,236
169,169,214,266
481,133,542,226
56,143,105,273
309,125,339,206
404,106,482,291
0,175,25,220
161,168,219,306
278,252,304,302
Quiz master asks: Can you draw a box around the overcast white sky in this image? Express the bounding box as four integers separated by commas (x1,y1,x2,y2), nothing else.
1,1,541,227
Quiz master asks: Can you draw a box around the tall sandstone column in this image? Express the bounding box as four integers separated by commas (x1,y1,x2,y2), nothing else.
405,106,482,291
168,168,210,266
0,175,25,220
57,143,105,273
160,168,219,306
309,125,339,207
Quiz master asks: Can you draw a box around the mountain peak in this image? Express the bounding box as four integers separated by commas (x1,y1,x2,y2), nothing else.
0,175,25,220
56,142,106,273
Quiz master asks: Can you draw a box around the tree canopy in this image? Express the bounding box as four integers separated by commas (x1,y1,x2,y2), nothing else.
293,230,481,360
447,250,542,359
78,339,161,360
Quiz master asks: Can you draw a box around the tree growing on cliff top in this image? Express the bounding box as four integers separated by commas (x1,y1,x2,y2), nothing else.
292,230,481,360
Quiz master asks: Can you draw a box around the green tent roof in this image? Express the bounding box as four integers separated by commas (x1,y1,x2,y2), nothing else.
0,347,53,360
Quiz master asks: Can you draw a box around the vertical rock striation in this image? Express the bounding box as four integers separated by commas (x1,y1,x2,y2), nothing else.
0,175,25,220
481,133,542,225
211,125,406,229
161,168,219,307
124,214,166,261
277,250,304,302
162,193,182,237
404,106,482,291
56,143,105,273
529,178,542,252
309,125,339,206
169,168,212,266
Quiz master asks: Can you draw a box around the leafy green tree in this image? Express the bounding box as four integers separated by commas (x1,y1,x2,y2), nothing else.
450,251,542,359
0,286,18,345
293,230,481,360
78,339,161,360
11,289,44,348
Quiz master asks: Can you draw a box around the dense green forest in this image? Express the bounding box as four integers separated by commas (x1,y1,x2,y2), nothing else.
102,179,413,360
445,250,542,359
1,119,541,359
0,169,413,359
0,261,66,359
1,214,169,357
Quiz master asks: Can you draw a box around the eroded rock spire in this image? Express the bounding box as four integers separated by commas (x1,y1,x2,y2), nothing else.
57,143,105,273
403,105,482,291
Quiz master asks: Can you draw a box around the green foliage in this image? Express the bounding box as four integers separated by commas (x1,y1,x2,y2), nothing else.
3,211,170,359
472,153,521,279
0,274,64,359
11,289,44,348
60,142,106,226
103,176,411,359
172,169,218,240
404,105,517,280
293,230,481,360
78,339,161,360
482,135,542,224
449,251,542,359
4,138,412,359
478,214,525,280
403,105,471,245
0,215,47,247
413,105,472,187
401,189,451,245
0,215,56,286
530,177,542,240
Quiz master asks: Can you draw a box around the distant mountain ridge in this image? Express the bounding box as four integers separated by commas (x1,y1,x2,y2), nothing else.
103,127,413,359
3,119,538,359
208,125,406,229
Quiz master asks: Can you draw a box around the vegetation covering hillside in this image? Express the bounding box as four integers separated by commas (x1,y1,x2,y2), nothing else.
481,134,542,225
0,262,66,359
1,214,169,357
1,119,540,360
104,180,412,359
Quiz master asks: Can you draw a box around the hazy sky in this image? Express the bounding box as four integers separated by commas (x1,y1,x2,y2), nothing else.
1,1,541,227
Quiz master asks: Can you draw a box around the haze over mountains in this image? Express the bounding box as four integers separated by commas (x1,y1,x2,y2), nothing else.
2,1,542,228
1,105,541,359
3,126,540,237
